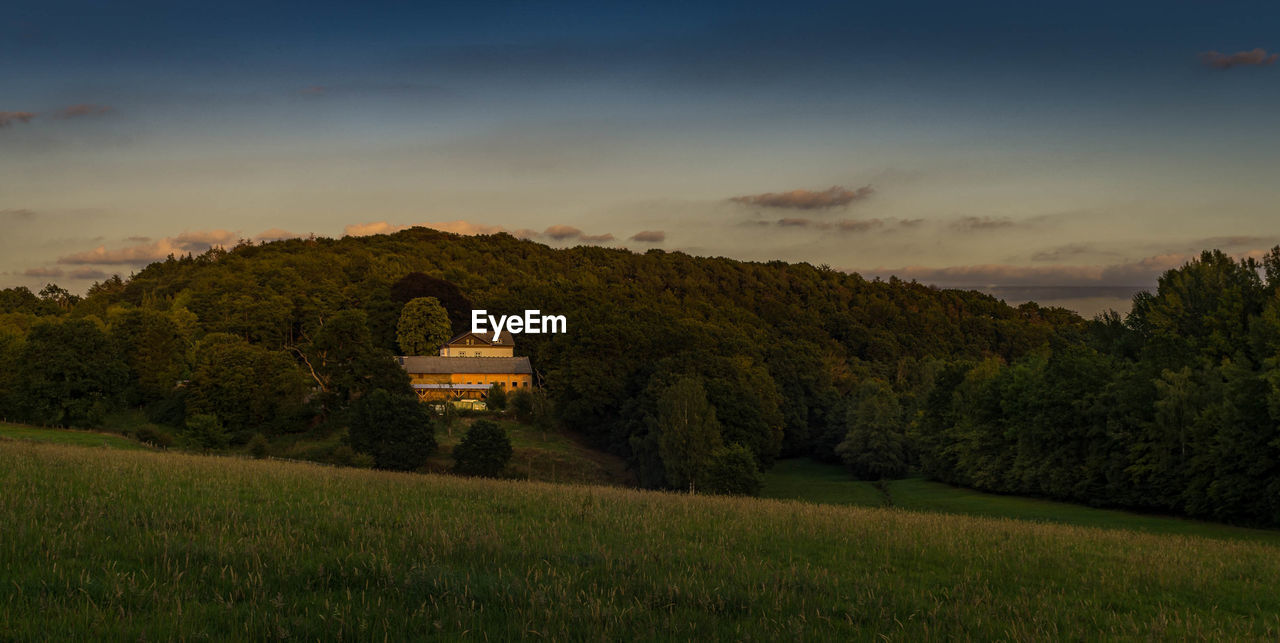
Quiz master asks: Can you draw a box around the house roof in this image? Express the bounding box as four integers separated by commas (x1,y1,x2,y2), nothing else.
397,356,532,375
446,330,515,346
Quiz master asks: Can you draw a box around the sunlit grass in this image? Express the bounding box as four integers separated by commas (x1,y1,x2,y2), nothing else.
2,442,1279,639
0,422,151,451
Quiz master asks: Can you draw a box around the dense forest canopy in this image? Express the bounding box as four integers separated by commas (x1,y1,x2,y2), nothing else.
3,228,1276,525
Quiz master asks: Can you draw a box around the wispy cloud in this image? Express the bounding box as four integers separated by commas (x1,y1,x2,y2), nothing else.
1,208,37,220
56,104,113,118
254,228,303,242
343,220,606,244
1201,48,1279,70
730,185,874,210
0,111,36,128
855,252,1244,289
543,225,584,240
69,268,107,280
951,216,1016,232
753,217,920,233
58,230,240,265
1030,243,1098,262
629,230,665,243
22,267,63,278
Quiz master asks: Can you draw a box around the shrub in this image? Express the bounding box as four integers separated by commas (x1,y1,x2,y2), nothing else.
486,383,508,411
186,414,228,452
248,433,269,459
134,425,174,449
510,390,534,423
453,420,513,477
346,388,436,471
703,443,764,496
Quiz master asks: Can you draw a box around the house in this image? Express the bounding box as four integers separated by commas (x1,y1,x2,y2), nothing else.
398,331,533,402
437,330,515,357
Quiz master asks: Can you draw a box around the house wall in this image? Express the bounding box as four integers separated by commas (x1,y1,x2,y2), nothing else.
408,371,533,401
438,344,513,357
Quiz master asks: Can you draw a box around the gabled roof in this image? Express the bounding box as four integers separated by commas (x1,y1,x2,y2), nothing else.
445,330,515,346
398,356,532,375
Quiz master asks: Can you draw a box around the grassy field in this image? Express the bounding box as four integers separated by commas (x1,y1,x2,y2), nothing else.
0,422,152,451
427,417,634,486
763,458,1280,546
3,441,1280,639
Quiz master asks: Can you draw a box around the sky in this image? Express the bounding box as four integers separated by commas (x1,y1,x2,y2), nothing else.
4,0,1280,316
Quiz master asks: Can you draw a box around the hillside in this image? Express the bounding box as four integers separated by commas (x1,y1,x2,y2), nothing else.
3,440,1278,640
0,227,1083,485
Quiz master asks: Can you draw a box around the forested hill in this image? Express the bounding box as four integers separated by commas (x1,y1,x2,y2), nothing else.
0,227,1083,485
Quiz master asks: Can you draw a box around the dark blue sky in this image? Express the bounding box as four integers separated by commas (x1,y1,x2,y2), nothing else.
5,1,1280,314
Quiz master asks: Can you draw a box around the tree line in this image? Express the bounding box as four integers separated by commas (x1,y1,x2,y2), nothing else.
0,227,1094,497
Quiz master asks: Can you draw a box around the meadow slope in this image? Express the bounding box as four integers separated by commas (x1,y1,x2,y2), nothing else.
2,442,1279,640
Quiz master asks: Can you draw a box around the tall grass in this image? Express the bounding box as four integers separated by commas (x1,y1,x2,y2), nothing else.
2,441,1278,640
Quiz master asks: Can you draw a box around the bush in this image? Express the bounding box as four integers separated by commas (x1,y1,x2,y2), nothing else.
346,388,436,471
486,383,508,411
510,390,534,423
247,433,269,459
134,425,174,449
186,414,228,452
703,444,764,496
452,420,513,477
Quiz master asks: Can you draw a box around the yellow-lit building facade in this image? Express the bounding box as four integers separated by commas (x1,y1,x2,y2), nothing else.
398,331,534,402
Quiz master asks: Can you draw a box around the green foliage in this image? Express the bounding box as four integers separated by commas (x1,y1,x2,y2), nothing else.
390,272,474,336
133,425,174,449
703,443,763,496
836,379,909,480
346,388,436,471
656,377,723,493
12,318,128,427
108,308,189,404
186,334,309,439
302,309,411,416
396,297,452,355
486,383,508,411
911,250,1280,526
510,389,534,423
452,419,513,477
186,414,228,452
247,433,269,459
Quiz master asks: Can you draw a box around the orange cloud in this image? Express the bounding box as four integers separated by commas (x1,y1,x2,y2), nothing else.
1201,48,1279,70
630,230,665,242
543,225,583,240
730,185,874,209
254,228,302,242
342,220,611,244
0,111,36,128
58,230,240,265
343,221,407,237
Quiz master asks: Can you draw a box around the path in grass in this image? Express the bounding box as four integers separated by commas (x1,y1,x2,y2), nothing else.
0,423,151,451
762,458,1280,545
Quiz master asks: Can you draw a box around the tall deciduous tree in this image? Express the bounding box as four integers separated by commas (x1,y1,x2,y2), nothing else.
836,379,908,480
14,318,128,427
187,334,308,439
657,377,723,493
396,297,452,356
299,309,410,415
